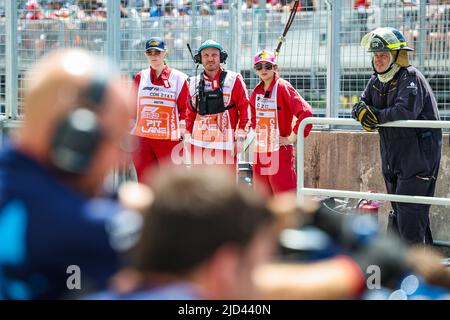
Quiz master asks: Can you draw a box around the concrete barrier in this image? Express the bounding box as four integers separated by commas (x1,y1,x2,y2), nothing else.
304,130,450,242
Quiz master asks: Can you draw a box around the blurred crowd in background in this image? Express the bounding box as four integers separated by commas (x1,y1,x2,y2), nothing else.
6,0,318,20
3,0,450,21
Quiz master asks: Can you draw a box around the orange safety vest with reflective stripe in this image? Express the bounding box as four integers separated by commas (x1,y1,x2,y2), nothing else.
188,71,238,150
131,68,187,141
255,79,280,153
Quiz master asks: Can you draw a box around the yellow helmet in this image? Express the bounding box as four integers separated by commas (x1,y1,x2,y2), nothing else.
361,27,414,52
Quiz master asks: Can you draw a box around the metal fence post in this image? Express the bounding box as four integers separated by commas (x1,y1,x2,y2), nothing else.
418,0,426,70
235,0,243,74
250,11,260,90
325,0,340,119
106,0,122,190
5,0,18,120
189,0,198,75
107,0,121,65
229,1,237,71
258,0,266,50
229,0,242,73
310,9,320,108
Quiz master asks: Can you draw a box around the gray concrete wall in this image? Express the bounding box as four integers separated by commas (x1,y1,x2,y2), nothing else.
303,131,450,242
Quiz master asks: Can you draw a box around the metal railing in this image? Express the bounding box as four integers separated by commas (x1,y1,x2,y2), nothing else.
297,117,450,206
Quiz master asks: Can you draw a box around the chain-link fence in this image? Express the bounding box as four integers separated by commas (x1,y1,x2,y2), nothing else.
2,0,450,120
340,0,450,117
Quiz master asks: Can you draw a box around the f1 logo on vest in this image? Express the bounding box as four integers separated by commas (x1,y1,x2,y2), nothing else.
142,106,159,114
200,117,218,130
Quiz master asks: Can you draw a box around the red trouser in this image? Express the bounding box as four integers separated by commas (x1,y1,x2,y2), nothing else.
133,136,183,182
189,144,236,173
253,145,296,195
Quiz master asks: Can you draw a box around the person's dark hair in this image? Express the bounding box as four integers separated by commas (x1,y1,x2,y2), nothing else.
273,64,280,77
133,167,274,275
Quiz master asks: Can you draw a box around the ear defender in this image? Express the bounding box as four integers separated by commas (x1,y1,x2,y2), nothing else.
50,77,108,174
193,51,202,64
220,50,228,64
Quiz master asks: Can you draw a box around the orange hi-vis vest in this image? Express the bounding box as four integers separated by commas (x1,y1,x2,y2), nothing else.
132,68,187,141
255,79,280,153
189,71,238,150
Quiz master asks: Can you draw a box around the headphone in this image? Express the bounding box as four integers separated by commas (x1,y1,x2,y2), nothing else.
193,48,228,64
50,76,108,175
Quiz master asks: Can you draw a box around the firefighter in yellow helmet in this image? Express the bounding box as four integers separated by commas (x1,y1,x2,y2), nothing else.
352,27,442,245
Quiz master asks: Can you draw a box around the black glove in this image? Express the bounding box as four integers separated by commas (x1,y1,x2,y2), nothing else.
352,101,380,132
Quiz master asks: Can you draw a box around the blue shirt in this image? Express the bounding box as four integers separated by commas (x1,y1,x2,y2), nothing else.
0,143,141,299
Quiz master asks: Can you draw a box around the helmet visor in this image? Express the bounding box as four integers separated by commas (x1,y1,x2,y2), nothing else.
361,28,413,51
